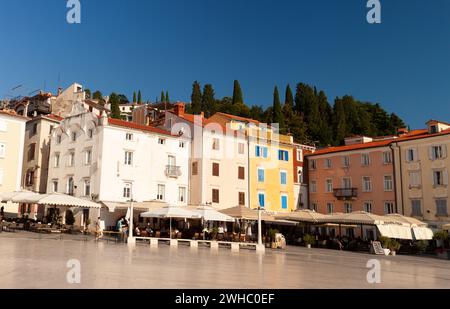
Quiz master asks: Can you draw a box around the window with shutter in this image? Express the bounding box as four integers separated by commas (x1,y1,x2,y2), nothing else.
212,189,219,203
192,162,198,175
411,200,422,216
238,192,245,206
212,163,220,176
436,199,448,216
238,166,245,180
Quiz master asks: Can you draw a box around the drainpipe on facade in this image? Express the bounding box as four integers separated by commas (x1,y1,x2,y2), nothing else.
391,142,404,215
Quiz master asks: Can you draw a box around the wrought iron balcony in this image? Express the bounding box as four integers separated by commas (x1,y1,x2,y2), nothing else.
165,165,182,178
333,188,358,200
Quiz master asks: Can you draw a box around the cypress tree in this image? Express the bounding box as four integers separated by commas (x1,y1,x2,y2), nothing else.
137,90,142,104
272,86,285,132
333,98,347,145
283,84,294,121
166,91,170,103
161,91,165,103
109,92,122,119
232,80,244,105
133,91,136,103
191,81,202,114
202,84,216,118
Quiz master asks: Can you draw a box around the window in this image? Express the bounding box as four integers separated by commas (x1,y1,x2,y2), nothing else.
179,141,185,148
431,145,446,160
28,143,36,161
238,192,245,206
281,195,288,210
54,153,60,168
125,133,133,141
68,151,75,167
158,138,166,145
238,143,245,154
49,125,54,135
192,162,198,175
406,148,418,162
157,184,165,201
85,149,92,165
88,129,94,139
361,153,370,166
212,138,220,150
310,203,317,211
383,151,392,164
0,143,5,158
258,192,265,208
384,175,393,191
280,171,287,185
327,203,334,214
67,177,75,196
342,177,352,189
238,166,245,180
342,156,350,168
411,200,422,217
344,203,352,213
52,180,58,193
409,171,421,188
212,189,220,203
56,135,62,144
25,170,34,186
296,149,303,161
384,202,395,214
71,132,77,142
309,159,317,170
436,199,448,216
363,202,373,213
84,179,91,196
212,163,220,177
124,151,133,166
297,168,303,183
255,146,268,158
325,179,333,193
362,177,372,192
433,170,448,187
310,180,317,193
168,155,176,167
123,183,131,198
278,150,289,161
178,187,187,203
257,168,265,182
31,123,38,136
325,158,332,169
430,125,438,134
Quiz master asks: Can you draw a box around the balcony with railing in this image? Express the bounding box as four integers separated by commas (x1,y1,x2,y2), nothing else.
333,188,358,200
165,165,182,178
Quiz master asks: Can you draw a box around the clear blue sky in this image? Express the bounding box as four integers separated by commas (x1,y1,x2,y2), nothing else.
1,0,449,128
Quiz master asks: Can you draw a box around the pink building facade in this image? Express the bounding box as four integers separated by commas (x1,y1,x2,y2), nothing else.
306,139,398,216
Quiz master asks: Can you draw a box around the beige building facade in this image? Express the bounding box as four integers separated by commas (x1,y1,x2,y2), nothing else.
0,111,28,217
392,120,450,228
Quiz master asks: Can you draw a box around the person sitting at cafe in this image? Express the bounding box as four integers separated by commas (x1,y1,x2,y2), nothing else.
145,223,153,235
134,226,141,236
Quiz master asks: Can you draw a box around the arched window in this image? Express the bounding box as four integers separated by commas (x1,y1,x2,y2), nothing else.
68,177,75,196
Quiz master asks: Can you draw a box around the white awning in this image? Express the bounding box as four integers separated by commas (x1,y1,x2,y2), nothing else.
102,200,168,212
187,206,235,222
412,227,434,240
141,206,201,219
377,224,413,240
38,193,101,209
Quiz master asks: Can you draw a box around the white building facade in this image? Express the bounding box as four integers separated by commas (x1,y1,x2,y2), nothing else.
47,102,190,227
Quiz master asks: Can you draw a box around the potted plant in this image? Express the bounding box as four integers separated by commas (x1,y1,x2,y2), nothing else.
268,228,279,248
434,230,449,248
379,236,392,256
415,240,428,254
303,234,315,249
389,239,401,256
65,210,75,233
211,227,219,240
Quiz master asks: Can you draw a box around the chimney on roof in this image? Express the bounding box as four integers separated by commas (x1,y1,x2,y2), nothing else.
397,127,409,136
174,102,185,116
57,87,63,96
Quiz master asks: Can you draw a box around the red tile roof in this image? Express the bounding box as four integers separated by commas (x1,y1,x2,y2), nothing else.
108,118,176,137
213,112,260,124
307,128,450,156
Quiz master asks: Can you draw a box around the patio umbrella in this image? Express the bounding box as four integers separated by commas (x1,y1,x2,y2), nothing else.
219,205,275,221
275,209,327,223
0,190,43,203
141,206,201,239
37,193,101,208
191,206,235,222
324,211,398,225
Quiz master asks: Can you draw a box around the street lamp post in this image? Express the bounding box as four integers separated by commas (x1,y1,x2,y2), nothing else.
127,192,136,246
256,206,265,253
